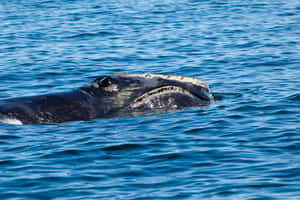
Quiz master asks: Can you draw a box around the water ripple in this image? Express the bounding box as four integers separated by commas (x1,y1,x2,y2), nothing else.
66,31,115,39
288,93,300,101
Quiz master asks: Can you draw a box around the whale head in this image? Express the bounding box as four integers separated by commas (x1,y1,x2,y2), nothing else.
0,73,213,125
86,73,213,117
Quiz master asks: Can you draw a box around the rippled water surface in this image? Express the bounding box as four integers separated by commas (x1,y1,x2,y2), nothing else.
1,0,300,199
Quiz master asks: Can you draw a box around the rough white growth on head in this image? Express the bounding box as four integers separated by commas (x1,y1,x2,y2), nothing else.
129,86,195,108
103,84,119,92
116,73,209,90
89,82,99,88
0,118,23,125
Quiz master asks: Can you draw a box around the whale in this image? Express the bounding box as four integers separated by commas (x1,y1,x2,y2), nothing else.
0,73,213,125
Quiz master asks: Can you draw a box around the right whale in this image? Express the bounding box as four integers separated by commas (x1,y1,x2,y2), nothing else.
0,73,213,125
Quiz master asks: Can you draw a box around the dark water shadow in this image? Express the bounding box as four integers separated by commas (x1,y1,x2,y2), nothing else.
212,92,243,102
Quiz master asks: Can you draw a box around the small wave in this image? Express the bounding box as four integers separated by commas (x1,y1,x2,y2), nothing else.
66,31,113,39
102,143,143,152
288,93,300,101
212,92,243,101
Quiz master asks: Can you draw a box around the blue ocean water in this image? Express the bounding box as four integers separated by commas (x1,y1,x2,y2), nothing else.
0,0,300,199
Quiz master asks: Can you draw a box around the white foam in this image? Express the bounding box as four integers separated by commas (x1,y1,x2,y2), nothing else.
0,118,23,125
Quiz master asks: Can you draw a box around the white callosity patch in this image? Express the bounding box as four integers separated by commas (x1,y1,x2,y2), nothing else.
129,86,195,108
116,73,210,90
103,84,119,92
0,118,23,125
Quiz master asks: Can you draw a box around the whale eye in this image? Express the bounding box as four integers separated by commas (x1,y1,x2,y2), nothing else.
99,77,113,87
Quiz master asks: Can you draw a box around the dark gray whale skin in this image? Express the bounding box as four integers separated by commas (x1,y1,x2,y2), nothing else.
0,73,213,124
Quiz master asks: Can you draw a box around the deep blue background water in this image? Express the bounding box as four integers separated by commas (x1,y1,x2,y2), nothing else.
0,0,300,199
